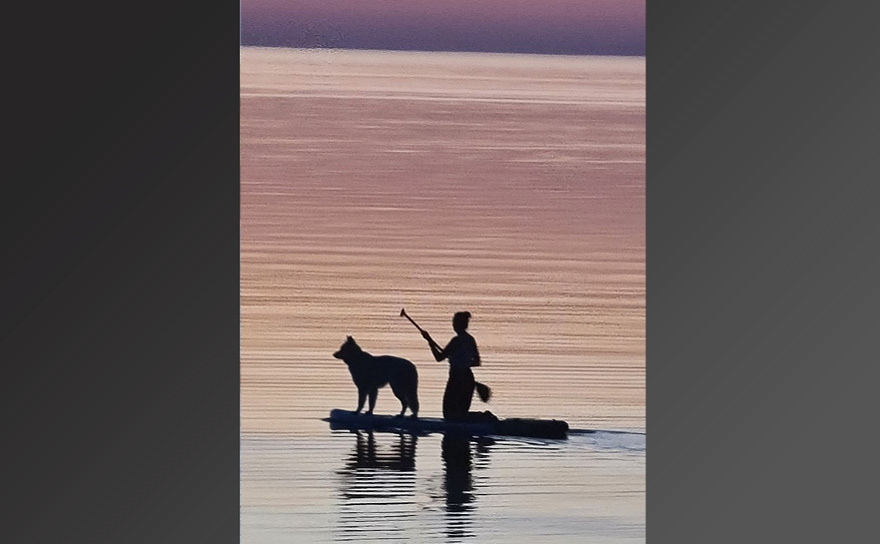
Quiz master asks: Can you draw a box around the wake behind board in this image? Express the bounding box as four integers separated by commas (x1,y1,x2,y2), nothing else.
326,409,569,439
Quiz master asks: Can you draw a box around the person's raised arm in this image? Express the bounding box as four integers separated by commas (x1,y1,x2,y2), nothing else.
422,330,448,361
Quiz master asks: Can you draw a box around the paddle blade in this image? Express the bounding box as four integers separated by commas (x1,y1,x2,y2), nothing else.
475,382,492,403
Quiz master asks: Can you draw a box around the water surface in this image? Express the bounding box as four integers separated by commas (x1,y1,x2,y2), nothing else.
241,47,645,542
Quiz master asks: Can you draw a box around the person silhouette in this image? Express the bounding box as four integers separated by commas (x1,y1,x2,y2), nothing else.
421,311,492,421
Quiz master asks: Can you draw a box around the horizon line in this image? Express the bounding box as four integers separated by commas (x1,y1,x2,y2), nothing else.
239,44,646,60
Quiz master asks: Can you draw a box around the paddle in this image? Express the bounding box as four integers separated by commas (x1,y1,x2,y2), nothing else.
399,307,426,334
400,308,442,351
474,382,492,403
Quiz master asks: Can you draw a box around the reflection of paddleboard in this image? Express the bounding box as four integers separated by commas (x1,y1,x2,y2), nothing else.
325,409,569,439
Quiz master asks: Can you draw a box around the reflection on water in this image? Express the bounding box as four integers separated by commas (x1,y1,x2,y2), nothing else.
441,434,494,541
342,430,419,475
241,430,644,543
336,430,501,542
336,431,419,542
442,434,474,525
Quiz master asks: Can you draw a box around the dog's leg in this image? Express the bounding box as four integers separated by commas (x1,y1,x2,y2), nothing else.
390,382,407,417
355,388,367,414
366,388,378,415
408,393,419,419
397,398,407,418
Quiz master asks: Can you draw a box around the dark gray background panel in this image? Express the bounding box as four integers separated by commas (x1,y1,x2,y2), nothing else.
3,2,240,543
648,1,880,542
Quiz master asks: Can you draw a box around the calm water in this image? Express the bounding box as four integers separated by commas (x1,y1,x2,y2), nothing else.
241,47,645,542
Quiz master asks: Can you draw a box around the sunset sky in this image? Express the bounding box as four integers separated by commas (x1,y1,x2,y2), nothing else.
241,0,645,56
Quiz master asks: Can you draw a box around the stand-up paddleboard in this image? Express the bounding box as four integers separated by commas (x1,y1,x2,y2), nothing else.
325,409,569,439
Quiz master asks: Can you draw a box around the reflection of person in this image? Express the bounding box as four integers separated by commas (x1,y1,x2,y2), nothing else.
421,311,481,421
441,434,493,540
442,433,474,514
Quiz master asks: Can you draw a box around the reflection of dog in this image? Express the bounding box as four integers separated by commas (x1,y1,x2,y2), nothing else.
333,336,419,417
346,430,418,472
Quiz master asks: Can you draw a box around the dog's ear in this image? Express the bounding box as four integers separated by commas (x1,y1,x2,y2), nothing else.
346,335,353,342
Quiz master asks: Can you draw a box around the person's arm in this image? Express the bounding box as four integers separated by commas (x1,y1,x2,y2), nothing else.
472,341,481,367
422,331,449,361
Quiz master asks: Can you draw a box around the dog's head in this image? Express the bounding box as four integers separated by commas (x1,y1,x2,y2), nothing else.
333,336,362,364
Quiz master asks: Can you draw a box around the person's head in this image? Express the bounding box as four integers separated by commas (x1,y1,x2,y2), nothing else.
452,311,471,334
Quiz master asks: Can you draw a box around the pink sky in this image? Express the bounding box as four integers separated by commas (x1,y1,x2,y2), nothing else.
241,1,645,56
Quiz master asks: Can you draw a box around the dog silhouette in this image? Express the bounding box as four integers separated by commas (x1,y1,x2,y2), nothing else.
333,336,419,417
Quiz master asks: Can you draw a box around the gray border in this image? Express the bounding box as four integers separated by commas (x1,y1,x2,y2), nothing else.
3,2,240,542
648,1,880,541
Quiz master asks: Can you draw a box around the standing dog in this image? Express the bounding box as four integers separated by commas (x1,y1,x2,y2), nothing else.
333,336,419,418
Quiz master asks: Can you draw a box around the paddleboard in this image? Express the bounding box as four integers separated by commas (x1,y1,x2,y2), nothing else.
325,409,569,439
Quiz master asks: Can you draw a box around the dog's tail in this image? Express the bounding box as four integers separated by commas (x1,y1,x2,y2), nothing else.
475,381,492,403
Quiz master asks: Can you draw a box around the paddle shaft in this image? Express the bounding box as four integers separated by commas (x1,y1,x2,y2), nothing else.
402,311,425,334
401,309,443,351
